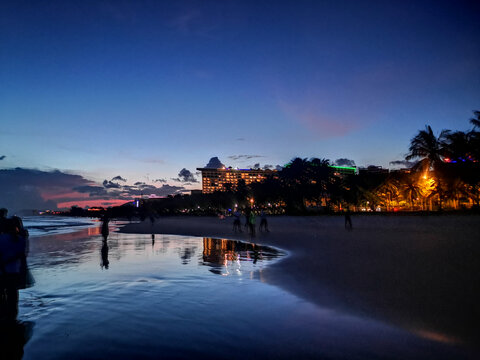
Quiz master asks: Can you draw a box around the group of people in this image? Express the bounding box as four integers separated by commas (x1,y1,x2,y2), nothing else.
233,209,269,236
0,208,33,322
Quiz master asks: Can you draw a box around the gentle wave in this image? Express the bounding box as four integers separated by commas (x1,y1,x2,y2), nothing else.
22,216,98,237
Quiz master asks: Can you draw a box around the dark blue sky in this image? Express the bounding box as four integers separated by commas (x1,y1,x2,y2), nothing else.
1,0,479,206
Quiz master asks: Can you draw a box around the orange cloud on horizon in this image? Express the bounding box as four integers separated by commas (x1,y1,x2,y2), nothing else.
57,199,131,209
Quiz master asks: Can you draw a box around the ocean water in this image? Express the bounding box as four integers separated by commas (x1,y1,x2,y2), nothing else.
22,216,98,237
6,224,474,359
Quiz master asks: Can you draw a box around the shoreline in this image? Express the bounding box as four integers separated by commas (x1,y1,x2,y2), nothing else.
120,214,480,347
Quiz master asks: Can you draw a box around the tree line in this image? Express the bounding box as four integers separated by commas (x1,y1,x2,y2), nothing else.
66,110,479,217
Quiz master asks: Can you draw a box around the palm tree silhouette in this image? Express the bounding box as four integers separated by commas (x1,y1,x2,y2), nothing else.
468,110,480,162
400,174,422,210
406,125,451,209
469,110,480,130
406,125,450,171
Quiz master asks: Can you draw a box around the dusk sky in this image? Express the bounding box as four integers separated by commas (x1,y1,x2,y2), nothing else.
1,0,479,210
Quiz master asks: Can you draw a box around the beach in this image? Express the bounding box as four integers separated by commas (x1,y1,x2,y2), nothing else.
121,214,480,347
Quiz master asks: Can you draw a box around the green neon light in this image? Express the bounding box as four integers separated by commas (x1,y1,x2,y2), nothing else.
329,165,357,171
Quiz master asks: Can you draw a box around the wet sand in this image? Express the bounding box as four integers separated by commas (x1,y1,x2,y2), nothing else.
120,214,480,348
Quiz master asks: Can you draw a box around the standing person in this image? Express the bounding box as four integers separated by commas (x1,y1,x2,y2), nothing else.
0,208,8,233
101,215,110,241
248,211,256,236
10,217,33,291
0,217,31,322
233,210,242,233
244,208,251,232
345,208,353,230
259,210,269,232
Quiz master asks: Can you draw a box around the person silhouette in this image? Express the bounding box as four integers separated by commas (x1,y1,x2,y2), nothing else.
233,210,242,233
0,320,34,360
244,208,250,231
248,211,256,236
259,210,269,232
345,209,353,230
0,217,32,322
101,215,110,241
0,208,8,234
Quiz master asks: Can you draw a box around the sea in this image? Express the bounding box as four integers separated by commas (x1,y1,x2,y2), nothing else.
2,216,474,359
22,216,99,237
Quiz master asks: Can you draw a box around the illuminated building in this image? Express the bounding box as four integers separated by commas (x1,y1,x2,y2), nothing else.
196,167,276,194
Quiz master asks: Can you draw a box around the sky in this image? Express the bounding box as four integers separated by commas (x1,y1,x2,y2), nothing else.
1,0,479,211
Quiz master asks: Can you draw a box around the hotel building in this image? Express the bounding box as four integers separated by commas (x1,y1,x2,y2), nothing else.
196,167,276,194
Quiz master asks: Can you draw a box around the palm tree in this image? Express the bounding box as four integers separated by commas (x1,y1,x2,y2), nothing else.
444,131,470,161
470,110,480,130
406,125,451,209
406,125,450,171
399,173,422,210
468,110,480,163
376,177,400,211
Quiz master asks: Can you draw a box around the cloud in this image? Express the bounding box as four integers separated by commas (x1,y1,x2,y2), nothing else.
142,158,165,164
263,164,274,169
0,155,5,160
236,138,245,141
180,168,198,182
119,184,185,198
228,154,264,161
389,160,416,168
103,180,121,189
0,168,93,212
281,100,361,138
74,185,108,197
171,168,198,183
112,175,126,182
0,167,186,212
153,178,167,183
335,158,356,167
